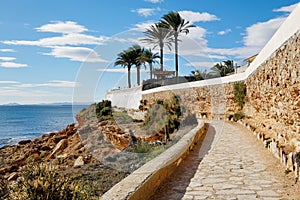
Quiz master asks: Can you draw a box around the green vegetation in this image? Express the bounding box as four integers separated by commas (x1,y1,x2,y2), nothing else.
191,70,205,81
1,163,92,200
211,60,235,77
129,142,162,154
140,47,160,80
141,22,172,71
234,81,247,109
160,11,195,78
113,111,133,124
114,48,136,88
95,100,113,121
228,111,245,122
143,95,182,141
116,11,195,87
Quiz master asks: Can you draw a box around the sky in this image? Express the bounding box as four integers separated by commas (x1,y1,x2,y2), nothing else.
0,0,299,104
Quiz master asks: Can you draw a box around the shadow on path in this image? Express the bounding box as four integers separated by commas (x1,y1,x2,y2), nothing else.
150,124,216,200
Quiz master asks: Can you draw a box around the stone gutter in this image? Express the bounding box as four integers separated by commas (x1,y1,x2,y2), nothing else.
100,121,208,200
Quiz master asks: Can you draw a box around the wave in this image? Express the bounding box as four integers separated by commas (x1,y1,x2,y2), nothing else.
0,136,34,148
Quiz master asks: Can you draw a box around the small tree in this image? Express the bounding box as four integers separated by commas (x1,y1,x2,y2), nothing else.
233,81,246,109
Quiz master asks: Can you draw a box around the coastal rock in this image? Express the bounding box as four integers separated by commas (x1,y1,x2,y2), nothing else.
52,134,68,143
7,172,18,181
74,156,84,167
49,139,68,158
18,140,31,145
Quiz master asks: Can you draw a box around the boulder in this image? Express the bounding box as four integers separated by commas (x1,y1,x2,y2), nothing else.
74,156,84,168
49,139,68,158
52,135,68,143
18,140,31,145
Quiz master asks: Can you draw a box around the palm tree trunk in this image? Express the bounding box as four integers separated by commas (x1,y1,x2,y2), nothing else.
160,48,163,71
128,67,131,88
175,35,179,79
137,65,140,85
150,63,153,79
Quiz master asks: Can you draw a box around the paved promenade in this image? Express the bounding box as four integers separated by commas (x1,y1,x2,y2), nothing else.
151,121,294,200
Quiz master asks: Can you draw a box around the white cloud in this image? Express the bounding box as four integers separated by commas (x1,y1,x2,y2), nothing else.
218,29,231,36
144,0,163,3
273,3,298,13
132,8,161,17
0,81,19,84
43,46,108,63
178,11,220,23
0,62,28,68
0,57,16,61
131,21,155,32
243,17,286,47
2,21,109,63
3,33,107,46
36,21,88,34
17,80,78,88
0,49,15,52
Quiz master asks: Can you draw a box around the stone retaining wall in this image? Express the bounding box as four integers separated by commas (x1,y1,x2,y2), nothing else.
100,122,208,200
142,30,300,180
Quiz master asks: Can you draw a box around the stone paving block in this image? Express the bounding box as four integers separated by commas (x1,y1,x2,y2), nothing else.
151,122,288,199
236,194,258,200
257,190,280,197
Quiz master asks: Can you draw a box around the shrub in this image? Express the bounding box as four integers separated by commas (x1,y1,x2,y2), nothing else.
131,142,153,154
113,111,133,124
233,81,246,109
12,163,90,200
95,100,113,121
143,95,182,141
232,112,245,122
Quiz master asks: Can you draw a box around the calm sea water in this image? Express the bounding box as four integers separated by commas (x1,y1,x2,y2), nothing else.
0,105,87,148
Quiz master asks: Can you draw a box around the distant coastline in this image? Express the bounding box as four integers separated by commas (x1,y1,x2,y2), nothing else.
0,102,92,106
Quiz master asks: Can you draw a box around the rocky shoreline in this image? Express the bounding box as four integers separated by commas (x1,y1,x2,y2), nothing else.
0,100,196,199
0,121,131,198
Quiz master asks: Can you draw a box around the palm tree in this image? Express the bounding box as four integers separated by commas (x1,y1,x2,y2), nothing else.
140,22,173,71
211,60,235,77
141,49,159,79
130,44,144,86
161,11,195,78
114,48,135,88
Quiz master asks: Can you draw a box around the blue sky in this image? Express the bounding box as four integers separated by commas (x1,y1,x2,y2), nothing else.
0,0,299,104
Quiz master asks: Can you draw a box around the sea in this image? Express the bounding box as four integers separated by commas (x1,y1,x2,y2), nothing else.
0,105,88,148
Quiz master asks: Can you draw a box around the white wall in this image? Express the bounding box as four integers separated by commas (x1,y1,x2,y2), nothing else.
106,86,142,109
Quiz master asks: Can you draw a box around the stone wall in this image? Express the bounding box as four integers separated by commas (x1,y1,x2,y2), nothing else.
244,31,300,153
142,30,300,156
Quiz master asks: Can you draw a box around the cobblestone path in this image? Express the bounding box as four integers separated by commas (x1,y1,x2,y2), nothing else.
151,121,294,200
